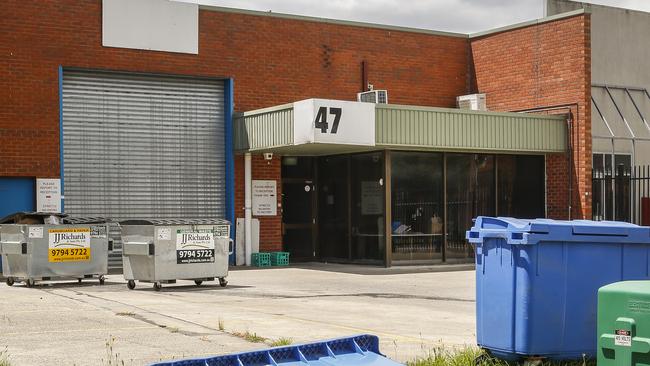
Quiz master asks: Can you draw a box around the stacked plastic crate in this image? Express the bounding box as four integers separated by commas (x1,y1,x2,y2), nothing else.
252,252,289,267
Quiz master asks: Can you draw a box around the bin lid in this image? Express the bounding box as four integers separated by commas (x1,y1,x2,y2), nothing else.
0,212,110,225
148,334,401,366
599,280,650,295
119,218,230,226
0,212,67,224
466,216,650,245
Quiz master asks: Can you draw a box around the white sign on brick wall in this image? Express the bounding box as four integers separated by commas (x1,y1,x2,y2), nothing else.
252,180,277,216
36,178,61,213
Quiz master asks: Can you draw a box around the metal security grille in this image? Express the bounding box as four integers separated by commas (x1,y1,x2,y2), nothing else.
593,164,650,225
62,70,225,269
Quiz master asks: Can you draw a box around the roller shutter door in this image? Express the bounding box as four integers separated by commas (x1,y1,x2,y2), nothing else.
62,70,226,270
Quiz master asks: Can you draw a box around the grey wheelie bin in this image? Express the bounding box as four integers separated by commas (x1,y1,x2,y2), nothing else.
120,219,232,291
0,212,111,287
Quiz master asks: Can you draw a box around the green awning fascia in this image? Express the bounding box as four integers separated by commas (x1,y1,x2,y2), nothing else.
234,103,294,152
234,101,567,155
375,104,567,154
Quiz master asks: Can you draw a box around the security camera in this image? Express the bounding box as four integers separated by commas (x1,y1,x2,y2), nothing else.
263,152,273,160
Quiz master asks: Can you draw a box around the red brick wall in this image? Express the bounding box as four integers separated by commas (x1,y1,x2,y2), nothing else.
470,14,592,219
0,0,470,179
1,0,471,253
1,1,595,250
234,155,283,252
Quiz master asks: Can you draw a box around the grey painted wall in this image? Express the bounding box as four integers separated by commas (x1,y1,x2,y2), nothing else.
547,0,650,86
547,0,650,166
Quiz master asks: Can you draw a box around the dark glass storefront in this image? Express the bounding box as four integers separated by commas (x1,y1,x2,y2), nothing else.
281,151,546,265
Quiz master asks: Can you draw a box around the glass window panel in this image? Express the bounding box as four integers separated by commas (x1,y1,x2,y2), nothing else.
615,154,631,168
476,155,495,217
446,154,494,260
605,154,614,220
593,154,605,220
281,156,313,179
497,155,545,219
390,152,443,262
614,154,632,221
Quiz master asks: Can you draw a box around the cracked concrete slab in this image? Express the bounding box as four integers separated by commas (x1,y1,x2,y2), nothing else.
0,264,475,365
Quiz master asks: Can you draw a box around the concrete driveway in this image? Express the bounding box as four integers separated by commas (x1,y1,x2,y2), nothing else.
0,264,476,365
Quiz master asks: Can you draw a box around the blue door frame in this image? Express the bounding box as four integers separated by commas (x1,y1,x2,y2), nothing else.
224,78,236,265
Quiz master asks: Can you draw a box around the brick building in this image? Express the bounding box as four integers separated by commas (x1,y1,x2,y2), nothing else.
1,0,616,267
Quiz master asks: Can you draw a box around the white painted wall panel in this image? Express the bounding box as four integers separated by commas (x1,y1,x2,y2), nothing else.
103,0,198,54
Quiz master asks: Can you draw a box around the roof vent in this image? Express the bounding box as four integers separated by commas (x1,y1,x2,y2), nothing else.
357,90,388,104
457,93,487,111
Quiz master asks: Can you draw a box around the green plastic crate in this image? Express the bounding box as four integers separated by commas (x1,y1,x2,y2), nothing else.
270,252,290,266
251,253,271,267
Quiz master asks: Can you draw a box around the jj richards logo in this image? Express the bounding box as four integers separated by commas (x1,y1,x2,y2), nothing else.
52,233,86,247
179,233,212,247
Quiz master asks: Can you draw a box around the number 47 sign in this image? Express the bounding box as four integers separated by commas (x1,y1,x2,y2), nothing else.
314,107,342,134
293,99,376,146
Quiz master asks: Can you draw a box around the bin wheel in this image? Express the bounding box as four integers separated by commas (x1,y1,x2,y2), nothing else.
153,282,162,291
194,280,203,286
78,278,82,284
127,280,136,290
219,278,228,287
99,276,105,285
25,278,35,288
5,277,14,286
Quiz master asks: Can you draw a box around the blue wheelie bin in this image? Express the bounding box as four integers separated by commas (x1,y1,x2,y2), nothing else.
467,217,650,361
150,335,402,366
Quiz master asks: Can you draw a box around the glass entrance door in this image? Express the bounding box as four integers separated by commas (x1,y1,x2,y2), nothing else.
315,152,385,264
318,155,350,260
281,157,316,260
350,152,385,263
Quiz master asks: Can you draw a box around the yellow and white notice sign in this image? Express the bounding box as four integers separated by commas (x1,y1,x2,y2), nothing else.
48,228,91,262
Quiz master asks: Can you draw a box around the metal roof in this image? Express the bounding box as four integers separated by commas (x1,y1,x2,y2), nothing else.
234,100,567,155
199,5,467,38
200,5,587,40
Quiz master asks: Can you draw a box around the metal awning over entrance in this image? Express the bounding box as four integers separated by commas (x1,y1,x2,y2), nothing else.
234,99,567,154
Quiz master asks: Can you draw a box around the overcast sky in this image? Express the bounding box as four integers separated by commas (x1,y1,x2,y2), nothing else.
178,0,650,33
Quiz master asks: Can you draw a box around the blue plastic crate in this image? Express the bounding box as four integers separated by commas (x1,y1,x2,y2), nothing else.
467,217,650,361
149,334,402,366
